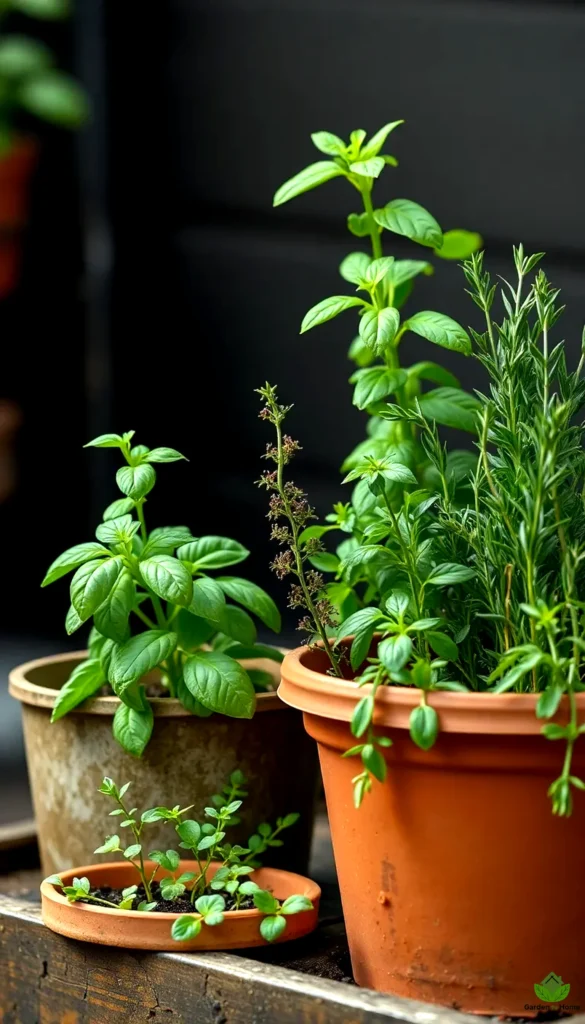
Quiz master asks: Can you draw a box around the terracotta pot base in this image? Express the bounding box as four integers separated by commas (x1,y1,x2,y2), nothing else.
41,861,320,950
279,643,585,1016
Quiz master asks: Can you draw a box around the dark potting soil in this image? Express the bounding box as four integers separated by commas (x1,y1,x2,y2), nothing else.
83,881,257,913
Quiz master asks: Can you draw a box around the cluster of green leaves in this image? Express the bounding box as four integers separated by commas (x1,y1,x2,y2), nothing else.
46,771,313,945
336,247,585,814
42,432,282,756
273,121,482,622
0,0,89,152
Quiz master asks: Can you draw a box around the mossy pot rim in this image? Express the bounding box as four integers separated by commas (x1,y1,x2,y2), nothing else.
9,650,287,716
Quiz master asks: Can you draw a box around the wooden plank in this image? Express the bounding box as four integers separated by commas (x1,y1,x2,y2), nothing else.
0,893,483,1024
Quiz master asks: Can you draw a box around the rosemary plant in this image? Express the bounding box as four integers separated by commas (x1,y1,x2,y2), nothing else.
339,246,585,814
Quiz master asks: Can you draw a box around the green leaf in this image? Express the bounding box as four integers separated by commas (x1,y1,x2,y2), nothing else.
124,844,142,860
281,894,313,915
260,915,287,942
42,542,110,587
434,229,482,261
536,685,563,719
94,835,121,855
351,366,407,410
351,694,375,738
361,743,387,782
386,259,432,287
183,651,256,718
140,556,193,606
195,893,225,922
426,632,458,661
347,212,371,238
102,497,134,521
253,890,279,914
113,700,153,757
188,577,226,625
142,527,194,556
409,704,438,750
360,120,404,159
171,915,202,942
84,433,125,448
338,607,384,669
220,643,283,663
418,387,481,433
44,874,64,886
339,251,371,285
0,37,51,77
143,447,186,463
216,577,281,632
426,563,475,587
307,551,339,572
542,723,568,740
300,295,365,334
379,634,412,673
110,630,177,690
95,515,140,546
50,658,105,722
492,654,542,693
178,536,249,570
11,0,70,17
116,464,156,500
93,570,135,643
70,557,123,622
359,307,400,356
349,157,384,178
407,361,460,389
404,311,471,355
19,70,88,128
310,131,346,156
176,609,215,650
176,819,201,848
374,199,442,248
273,161,344,206
218,605,257,646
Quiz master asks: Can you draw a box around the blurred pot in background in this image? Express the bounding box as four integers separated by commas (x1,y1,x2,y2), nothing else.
0,0,89,298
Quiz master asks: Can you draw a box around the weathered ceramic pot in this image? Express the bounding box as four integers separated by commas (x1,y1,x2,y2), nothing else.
41,860,320,950
10,652,318,876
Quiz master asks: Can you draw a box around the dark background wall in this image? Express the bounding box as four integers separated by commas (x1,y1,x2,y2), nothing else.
2,0,585,646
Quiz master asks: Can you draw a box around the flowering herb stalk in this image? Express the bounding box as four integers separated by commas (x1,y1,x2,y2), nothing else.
257,384,344,678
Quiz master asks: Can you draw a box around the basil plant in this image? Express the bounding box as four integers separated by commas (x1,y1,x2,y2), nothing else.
42,431,282,756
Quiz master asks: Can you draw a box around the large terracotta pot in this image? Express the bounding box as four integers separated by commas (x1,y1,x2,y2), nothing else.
279,643,585,1016
0,137,38,297
10,652,318,877
42,860,320,950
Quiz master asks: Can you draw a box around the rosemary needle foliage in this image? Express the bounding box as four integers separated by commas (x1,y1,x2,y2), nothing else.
256,384,344,678
41,431,283,757
367,246,585,815
273,120,482,623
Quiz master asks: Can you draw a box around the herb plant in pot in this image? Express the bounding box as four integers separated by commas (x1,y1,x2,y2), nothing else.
0,0,88,297
41,771,319,950
270,249,585,1015
10,432,317,876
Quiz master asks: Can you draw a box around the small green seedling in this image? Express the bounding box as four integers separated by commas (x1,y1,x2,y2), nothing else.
45,771,313,944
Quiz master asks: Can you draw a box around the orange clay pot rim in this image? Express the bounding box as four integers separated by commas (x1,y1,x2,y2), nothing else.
282,642,585,713
40,861,321,921
9,650,286,716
